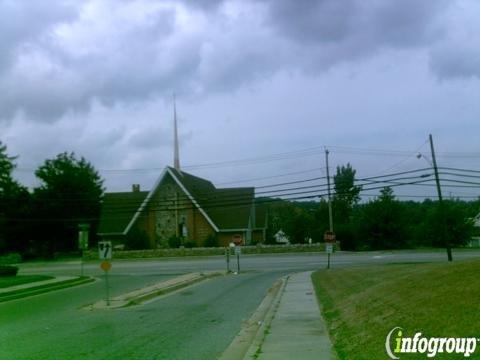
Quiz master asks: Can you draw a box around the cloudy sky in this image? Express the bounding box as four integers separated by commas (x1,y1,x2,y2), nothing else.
2,0,480,199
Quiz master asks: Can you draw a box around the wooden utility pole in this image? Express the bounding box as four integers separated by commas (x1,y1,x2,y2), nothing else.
325,148,334,233
429,134,452,262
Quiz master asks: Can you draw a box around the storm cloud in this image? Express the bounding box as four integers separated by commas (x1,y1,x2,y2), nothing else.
0,0,467,123
1,0,479,193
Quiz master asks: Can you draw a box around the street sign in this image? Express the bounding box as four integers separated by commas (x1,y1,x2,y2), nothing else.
326,243,333,254
235,246,241,256
100,260,112,272
98,241,112,260
324,231,336,243
78,223,90,250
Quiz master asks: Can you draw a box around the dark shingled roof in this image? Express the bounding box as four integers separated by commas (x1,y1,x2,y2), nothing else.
98,191,148,234
98,167,264,235
205,188,253,229
254,201,267,229
168,167,254,230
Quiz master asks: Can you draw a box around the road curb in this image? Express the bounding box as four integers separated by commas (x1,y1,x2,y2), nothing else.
219,275,289,360
87,271,224,310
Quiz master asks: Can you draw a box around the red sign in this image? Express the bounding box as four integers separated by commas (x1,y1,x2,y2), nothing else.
324,231,336,243
232,234,243,245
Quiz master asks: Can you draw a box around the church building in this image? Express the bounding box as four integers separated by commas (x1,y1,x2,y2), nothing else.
98,102,267,248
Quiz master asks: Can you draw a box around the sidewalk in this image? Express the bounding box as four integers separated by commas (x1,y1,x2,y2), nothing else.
257,271,335,359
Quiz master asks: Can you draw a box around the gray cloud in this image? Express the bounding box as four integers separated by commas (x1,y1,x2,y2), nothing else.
430,46,480,80
0,0,469,126
262,0,448,68
0,0,76,70
427,1,480,80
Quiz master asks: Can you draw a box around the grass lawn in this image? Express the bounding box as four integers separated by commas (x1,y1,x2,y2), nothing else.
0,275,53,288
312,260,480,359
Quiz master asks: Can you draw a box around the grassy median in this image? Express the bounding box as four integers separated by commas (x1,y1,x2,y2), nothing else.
0,275,53,288
312,260,480,359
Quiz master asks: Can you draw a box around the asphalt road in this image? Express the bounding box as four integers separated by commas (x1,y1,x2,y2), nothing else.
2,250,480,359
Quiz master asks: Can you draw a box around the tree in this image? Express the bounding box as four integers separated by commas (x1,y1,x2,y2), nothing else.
333,163,362,207
33,152,104,256
423,200,475,248
0,141,31,254
355,187,407,250
333,163,362,249
379,186,395,202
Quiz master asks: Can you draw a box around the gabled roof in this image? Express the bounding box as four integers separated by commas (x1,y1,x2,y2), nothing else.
98,191,149,235
168,167,254,230
205,187,254,230
98,166,257,235
254,201,267,229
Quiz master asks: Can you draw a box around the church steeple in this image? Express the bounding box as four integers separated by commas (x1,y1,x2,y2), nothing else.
173,95,180,171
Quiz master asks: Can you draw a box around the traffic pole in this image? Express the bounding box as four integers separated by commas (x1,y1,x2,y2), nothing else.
105,270,110,306
226,247,230,272
237,252,240,274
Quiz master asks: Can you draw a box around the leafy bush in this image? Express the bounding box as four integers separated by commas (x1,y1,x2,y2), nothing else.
125,228,151,250
184,240,197,248
168,235,181,248
204,234,218,248
0,265,18,276
0,252,22,265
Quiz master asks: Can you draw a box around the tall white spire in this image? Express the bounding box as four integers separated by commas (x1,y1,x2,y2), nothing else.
173,94,180,171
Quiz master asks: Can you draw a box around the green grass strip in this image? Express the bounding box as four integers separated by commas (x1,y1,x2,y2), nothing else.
312,259,480,360
0,275,54,288
0,276,94,302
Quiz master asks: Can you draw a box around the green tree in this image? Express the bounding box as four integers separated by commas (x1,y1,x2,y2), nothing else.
0,141,31,254
33,152,104,256
333,163,362,249
333,163,362,207
423,200,475,248
355,187,407,250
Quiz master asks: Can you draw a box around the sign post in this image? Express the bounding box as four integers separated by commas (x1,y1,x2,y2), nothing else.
78,223,90,277
225,246,231,273
98,241,112,305
235,245,241,274
324,231,335,269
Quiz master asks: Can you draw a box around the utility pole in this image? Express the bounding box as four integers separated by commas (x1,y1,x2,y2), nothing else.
325,148,333,233
325,148,334,269
429,134,452,262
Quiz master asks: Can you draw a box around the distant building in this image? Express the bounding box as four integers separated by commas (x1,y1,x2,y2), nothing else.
274,230,290,244
98,167,267,247
98,100,267,247
467,213,480,247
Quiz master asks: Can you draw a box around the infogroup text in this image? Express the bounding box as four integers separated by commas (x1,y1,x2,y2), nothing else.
385,327,478,358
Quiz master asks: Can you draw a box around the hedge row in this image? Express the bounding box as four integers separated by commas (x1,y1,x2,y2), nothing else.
83,243,339,260
0,265,19,277
0,253,22,265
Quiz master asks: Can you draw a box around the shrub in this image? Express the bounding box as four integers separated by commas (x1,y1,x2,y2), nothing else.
0,265,18,276
168,235,181,248
204,234,218,248
0,252,22,265
125,228,151,250
184,240,197,248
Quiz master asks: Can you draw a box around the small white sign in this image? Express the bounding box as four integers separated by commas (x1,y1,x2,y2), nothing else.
326,243,333,254
98,241,112,260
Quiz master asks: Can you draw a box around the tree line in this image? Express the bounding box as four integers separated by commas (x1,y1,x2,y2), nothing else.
0,142,103,258
0,139,478,257
265,164,480,250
